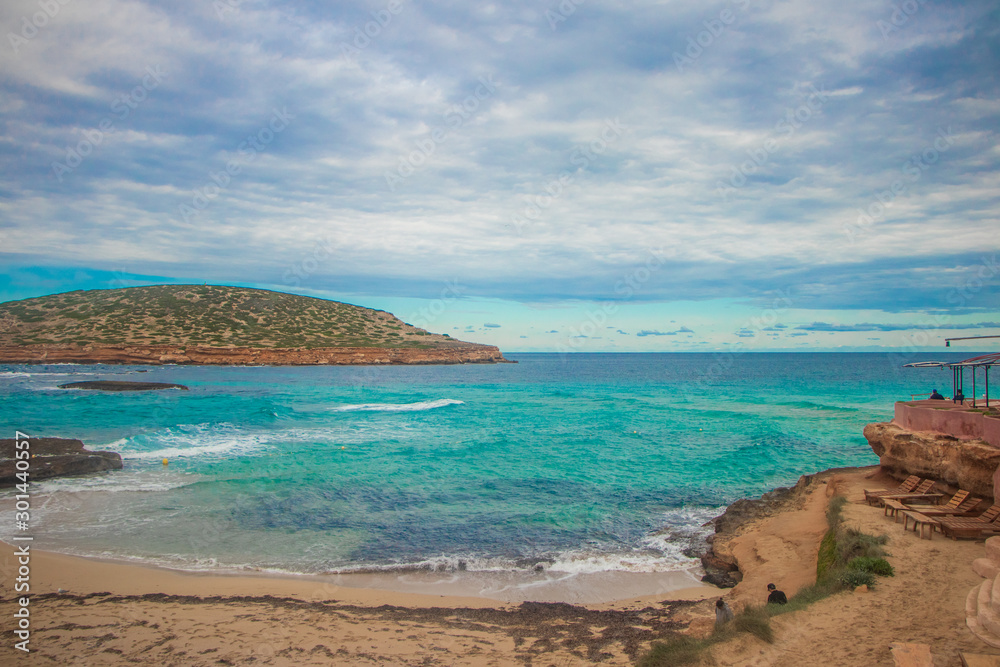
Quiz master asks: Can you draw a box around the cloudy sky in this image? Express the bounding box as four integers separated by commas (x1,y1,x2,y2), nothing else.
1,0,998,352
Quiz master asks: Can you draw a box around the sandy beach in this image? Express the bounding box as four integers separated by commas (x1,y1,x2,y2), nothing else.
3,466,1000,665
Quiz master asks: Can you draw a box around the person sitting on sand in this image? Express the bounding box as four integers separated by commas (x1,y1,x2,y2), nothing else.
767,583,787,605
954,389,966,404
715,598,734,628
930,389,945,400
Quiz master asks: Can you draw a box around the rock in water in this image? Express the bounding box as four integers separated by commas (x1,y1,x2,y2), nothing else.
58,380,189,391
0,437,123,486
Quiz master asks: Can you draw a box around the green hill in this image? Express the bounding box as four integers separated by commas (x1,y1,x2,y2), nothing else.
0,285,460,349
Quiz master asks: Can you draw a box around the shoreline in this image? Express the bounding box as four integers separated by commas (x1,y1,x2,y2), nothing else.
0,465,872,607
1,542,714,606
8,463,995,664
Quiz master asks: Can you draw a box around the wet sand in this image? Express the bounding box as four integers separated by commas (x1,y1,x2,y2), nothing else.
0,542,715,665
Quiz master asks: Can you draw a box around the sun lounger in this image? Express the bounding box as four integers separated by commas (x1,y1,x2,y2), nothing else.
938,506,1000,540
874,479,940,506
912,492,983,517
865,475,921,506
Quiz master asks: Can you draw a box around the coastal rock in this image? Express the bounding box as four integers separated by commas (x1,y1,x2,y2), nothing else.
698,472,826,588
863,421,1000,500
0,343,511,366
0,437,122,486
59,381,189,391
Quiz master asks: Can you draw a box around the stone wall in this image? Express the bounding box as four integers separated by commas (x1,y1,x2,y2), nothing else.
894,401,1000,448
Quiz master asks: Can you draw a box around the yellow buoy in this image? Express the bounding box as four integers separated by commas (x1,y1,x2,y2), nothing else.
162,458,169,466
341,446,346,450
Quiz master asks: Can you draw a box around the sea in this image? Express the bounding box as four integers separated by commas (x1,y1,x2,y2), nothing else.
0,352,981,602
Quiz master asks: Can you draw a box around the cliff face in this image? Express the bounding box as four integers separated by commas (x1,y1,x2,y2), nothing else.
864,421,1000,501
0,343,511,366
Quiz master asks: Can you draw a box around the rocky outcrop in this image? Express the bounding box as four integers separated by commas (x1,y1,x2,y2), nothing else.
864,421,1000,501
698,471,830,588
0,343,512,366
0,437,123,487
59,381,189,391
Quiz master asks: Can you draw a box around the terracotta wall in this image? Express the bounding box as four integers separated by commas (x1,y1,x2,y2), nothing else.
894,401,1000,448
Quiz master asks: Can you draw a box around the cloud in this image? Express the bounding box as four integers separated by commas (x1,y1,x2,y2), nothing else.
0,0,998,343
636,329,676,337
483,323,501,328
796,321,1000,332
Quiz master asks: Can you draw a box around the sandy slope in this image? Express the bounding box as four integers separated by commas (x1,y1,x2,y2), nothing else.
707,468,998,667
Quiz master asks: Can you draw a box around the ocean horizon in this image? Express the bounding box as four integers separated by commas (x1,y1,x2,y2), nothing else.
0,352,983,601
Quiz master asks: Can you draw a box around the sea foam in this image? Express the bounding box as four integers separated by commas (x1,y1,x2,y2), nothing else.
331,398,464,413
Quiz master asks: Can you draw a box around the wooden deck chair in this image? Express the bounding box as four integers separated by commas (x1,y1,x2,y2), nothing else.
914,492,983,517
938,506,1000,539
865,475,921,506
875,479,939,506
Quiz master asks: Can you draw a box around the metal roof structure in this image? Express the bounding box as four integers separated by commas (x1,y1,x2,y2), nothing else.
903,352,1000,407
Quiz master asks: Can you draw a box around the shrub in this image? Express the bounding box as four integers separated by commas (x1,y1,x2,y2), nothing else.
837,527,889,562
732,605,774,643
816,528,838,581
638,635,707,667
839,568,877,589
826,495,847,529
847,556,894,577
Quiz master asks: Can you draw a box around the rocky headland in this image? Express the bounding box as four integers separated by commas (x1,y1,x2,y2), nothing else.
0,285,512,366
0,437,123,487
0,342,509,366
697,469,846,588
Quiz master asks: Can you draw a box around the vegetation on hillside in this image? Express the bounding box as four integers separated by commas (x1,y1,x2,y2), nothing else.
0,285,460,349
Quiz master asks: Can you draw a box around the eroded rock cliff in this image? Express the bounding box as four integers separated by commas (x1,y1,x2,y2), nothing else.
863,421,1000,500
0,343,511,366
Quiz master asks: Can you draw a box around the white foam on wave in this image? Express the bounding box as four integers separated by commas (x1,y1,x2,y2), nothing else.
331,399,464,413
0,371,34,379
105,423,273,461
35,470,197,494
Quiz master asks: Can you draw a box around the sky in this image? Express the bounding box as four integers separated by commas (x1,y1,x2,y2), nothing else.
0,0,998,353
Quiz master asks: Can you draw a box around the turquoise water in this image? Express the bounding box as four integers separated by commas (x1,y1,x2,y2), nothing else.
0,353,980,582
